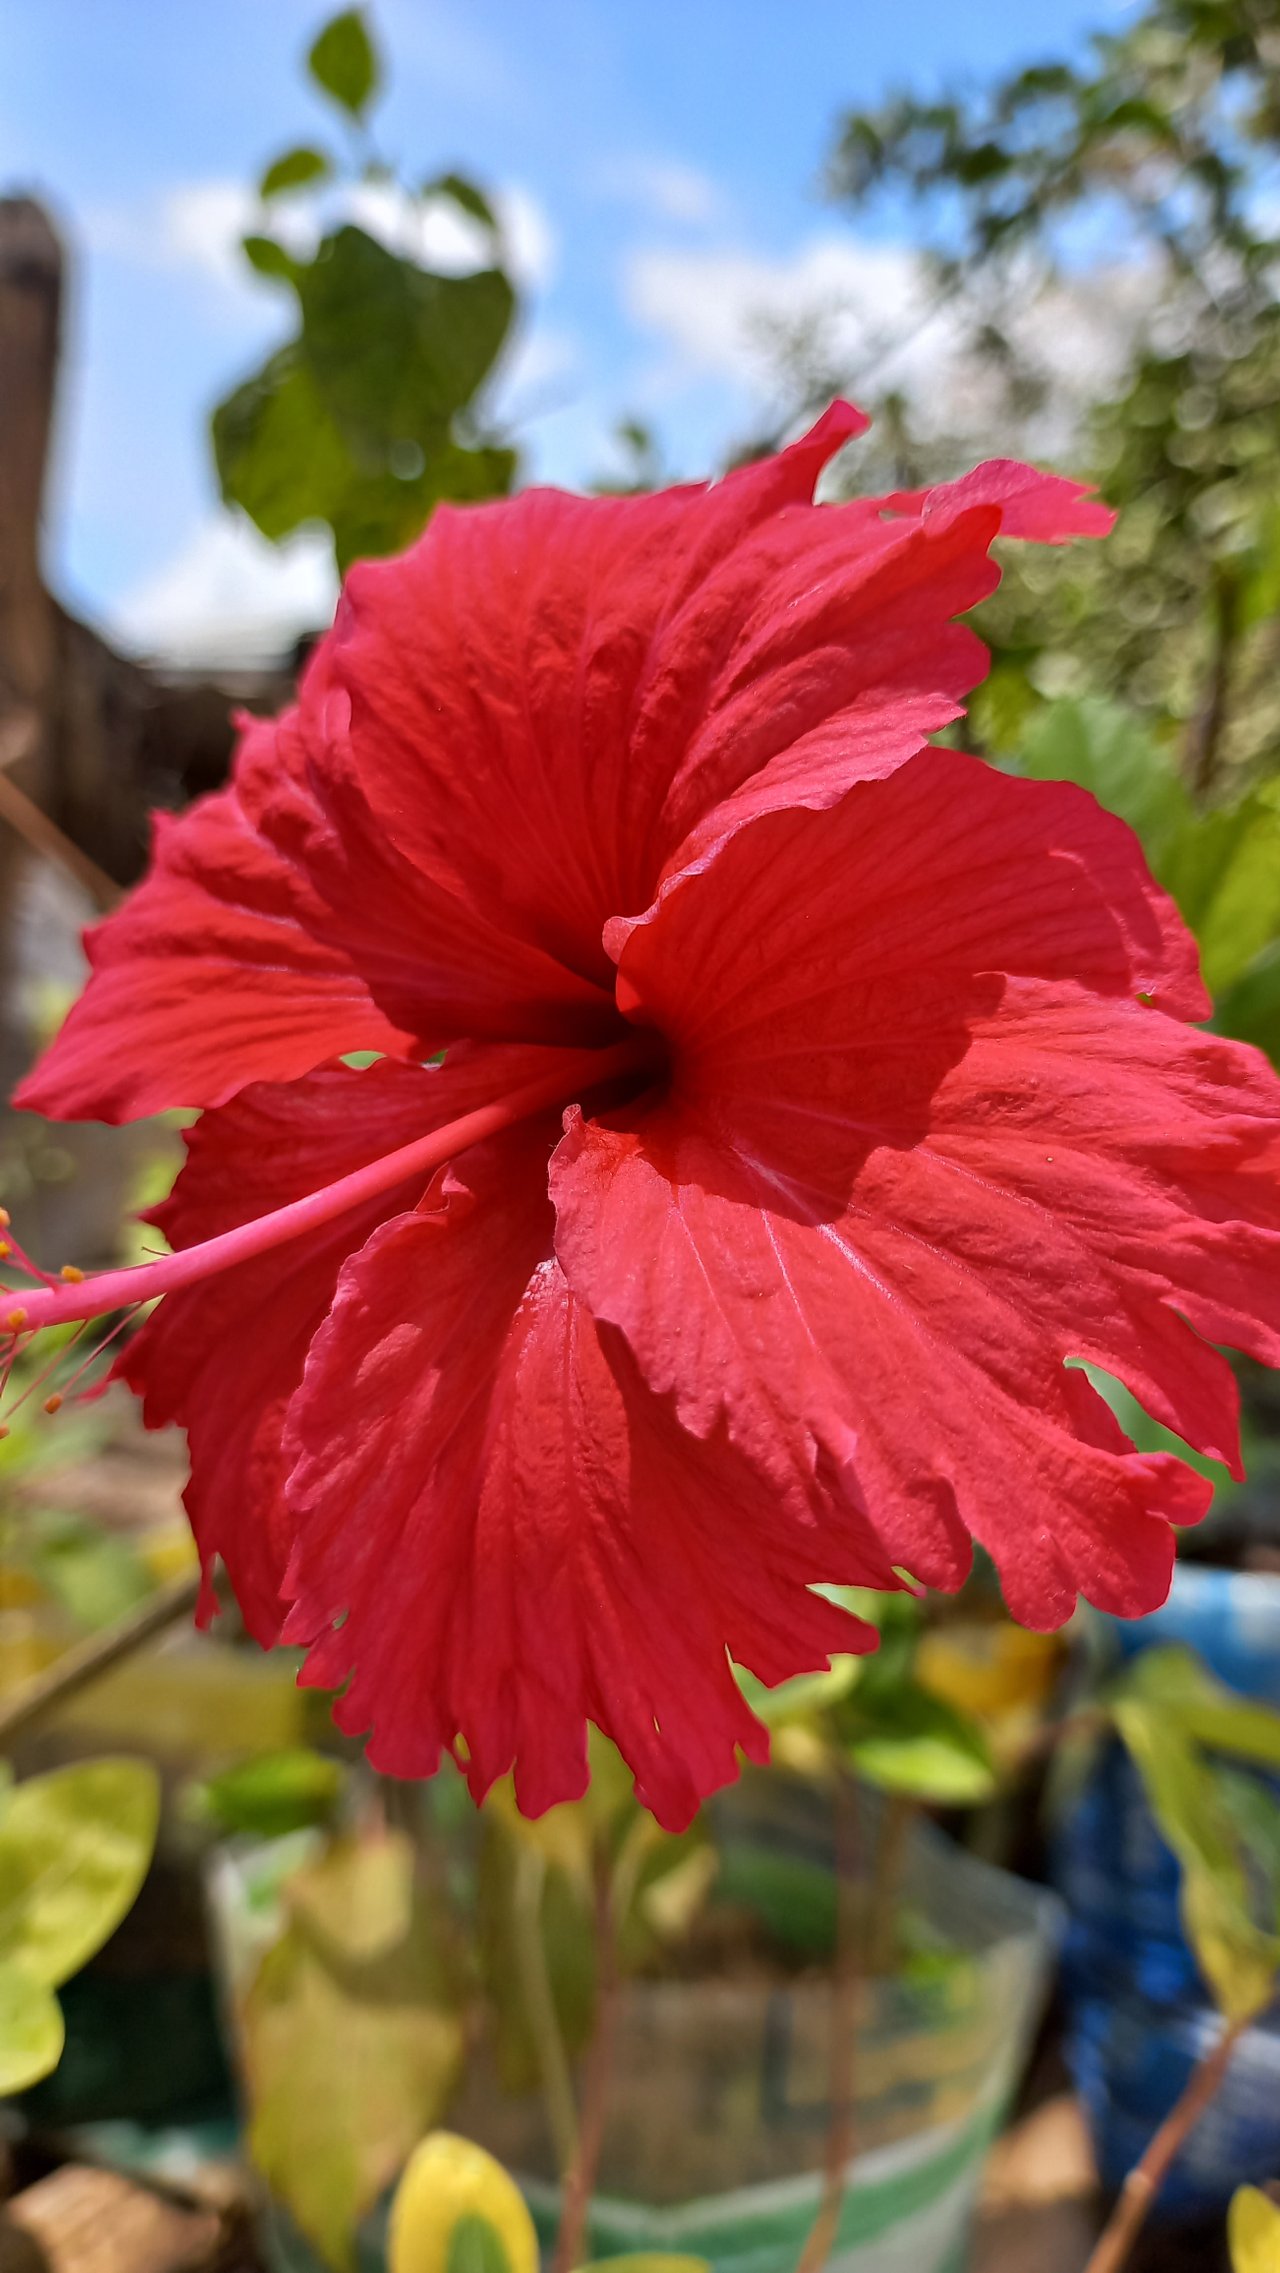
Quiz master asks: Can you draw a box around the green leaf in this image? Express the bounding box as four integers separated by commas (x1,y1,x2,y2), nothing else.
307,9,380,120
736,1657,860,1727
260,145,332,198
578,2261,712,2273
0,1760,159,1990
212,229,518,570
424,173,497,230
475,1816,595,2096
19,1509,153,1632
446,2215,512,2273
245,1831,462,2272
192,1749,345,1839
1114,1698,1280,2021
1014,697,1193,866
297,226,513,449
1160,786,1280,1003
1117,1647,1280,1773
389,2136,537,2273
847,1683,998,1803
0,1960,64,2094
242,234,301,283
213,347,352,541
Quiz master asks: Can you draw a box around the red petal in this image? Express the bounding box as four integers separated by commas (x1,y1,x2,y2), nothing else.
119,1045,586,1641
295,407,1104,1043
280,1126,881,1831
552,764,1276,1627
877,460,1115,542
18,713,410,1123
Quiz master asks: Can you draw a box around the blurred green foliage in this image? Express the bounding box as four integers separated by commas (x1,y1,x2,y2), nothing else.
212,7,517,572
1108,1646,1280,2019
828,0,1280,798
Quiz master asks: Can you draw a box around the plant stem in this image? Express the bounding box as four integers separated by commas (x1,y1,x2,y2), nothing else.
1082,2011,1250,2273
795,1770,861,2273
552,1849,619,2273
866,1792,914,1976
1,1037,651,1336
0,1569,200,1745
513,1844,580,2181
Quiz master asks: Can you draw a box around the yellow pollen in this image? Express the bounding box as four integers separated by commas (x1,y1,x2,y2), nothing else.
6,1309,26,1332
60,1264,84,1283
43,1393,62,1415
0,1245,10,1260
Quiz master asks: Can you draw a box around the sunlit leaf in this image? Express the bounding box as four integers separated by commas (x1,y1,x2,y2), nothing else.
578,2260,711,2273
307,9,380,119
1117,1647,1280,1773
847,1683,998,1803
0,1760,159,1990
1229,2185,1280,2273
1113,1699,1280,2021
389,2135,536,2273
0,1961,63,2094
245,1833,462,2271
737,1657,860,1727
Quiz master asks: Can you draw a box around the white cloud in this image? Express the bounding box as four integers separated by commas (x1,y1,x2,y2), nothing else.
86,173,556,295
624,232,1152,453
596,156,726,228
85,178,259,295
108,514,337,669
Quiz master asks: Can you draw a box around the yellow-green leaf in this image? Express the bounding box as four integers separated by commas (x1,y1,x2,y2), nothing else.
0,1960,63,2094
1229,2185,1280,2273
578,2260,711,2273
244,1834,463,2271
388,2134,536,2273
0,1760,159,1990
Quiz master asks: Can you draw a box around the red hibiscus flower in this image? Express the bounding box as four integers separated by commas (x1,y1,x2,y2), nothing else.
12,403,1280,1830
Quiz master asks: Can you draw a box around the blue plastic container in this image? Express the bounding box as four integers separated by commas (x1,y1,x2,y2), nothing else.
1055,1565,1280,2213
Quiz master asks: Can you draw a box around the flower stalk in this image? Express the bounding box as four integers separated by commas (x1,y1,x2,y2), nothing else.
0,1039,650,1340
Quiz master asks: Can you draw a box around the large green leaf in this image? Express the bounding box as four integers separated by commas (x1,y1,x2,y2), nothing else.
244,1829,462,2272
0,1961,64,2094
1015,698,1193,865
307,10,380,119
296,227,514,450
0,1760,159,1991
1160,784,1280,1003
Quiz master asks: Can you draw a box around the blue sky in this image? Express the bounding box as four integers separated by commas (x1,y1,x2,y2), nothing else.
2,0,1116,657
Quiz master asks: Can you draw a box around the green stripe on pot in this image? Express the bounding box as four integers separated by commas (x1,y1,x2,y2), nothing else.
523,2093,1004,2273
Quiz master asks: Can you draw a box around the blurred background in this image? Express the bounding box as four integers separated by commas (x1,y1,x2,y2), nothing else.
1,7,1279,2273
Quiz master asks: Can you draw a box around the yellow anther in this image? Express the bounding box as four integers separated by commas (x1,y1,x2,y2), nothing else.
0,1209,11,1228
43,1393,62,1415
59,1264,84,1284
6,1309,26,1332
0,1245,10,1260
